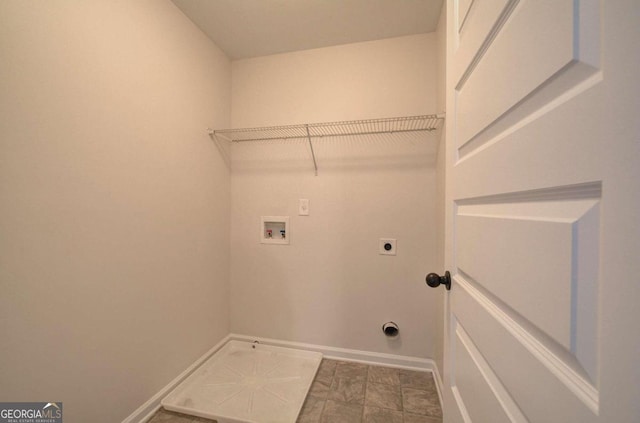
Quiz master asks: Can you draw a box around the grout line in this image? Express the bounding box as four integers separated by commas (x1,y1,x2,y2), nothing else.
319,362,333,422
317,359,334,423
317,395,327,423
400,373,405,416
360,365,370,422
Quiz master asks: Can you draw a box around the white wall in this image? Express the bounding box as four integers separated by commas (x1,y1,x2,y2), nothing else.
229,34,441,358
232,34,436,127
0,2,231,422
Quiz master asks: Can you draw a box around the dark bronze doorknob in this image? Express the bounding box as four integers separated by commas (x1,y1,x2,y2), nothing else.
426,271,451,290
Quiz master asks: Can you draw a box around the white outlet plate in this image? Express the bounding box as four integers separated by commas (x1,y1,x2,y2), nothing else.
299,199,310,216
379,238,397,255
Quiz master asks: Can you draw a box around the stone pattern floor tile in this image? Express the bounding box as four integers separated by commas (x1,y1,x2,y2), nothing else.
298,395,326,423
403,413,444,423
364,382,403,411
320,400,363,423
334,361,368,382
309,377,333,399
362,406,403,423
402,387,443,418
367,366,400,386
328,377,366,404
399,369,437,390
316,359,339,382
298,359,443,422
149,359,443,423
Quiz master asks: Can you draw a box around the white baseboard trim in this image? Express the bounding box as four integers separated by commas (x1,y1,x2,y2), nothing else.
123,333,444,423
229,334,444,407
229,333,436,372
121,334,231,423
431,358,444,411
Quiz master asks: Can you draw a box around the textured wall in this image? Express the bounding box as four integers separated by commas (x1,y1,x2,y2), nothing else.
0,2,231,421
229,34,440,359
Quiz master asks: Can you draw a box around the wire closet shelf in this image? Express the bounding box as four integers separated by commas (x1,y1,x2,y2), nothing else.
207,114,444,175
209,114,443,142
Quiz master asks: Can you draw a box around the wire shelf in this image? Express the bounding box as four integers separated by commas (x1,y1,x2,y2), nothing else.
209,114,443,143
207,114,444,175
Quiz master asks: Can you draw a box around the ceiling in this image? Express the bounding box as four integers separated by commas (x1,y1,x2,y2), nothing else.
171,0,444,60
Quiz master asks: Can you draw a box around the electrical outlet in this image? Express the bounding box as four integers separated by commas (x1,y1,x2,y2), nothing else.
379,238,397,255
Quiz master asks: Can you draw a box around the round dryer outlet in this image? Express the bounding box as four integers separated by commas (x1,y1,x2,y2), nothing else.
379,238,397,255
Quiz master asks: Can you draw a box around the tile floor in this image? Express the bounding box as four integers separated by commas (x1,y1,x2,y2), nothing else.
148,359,442,423
147,409,213,423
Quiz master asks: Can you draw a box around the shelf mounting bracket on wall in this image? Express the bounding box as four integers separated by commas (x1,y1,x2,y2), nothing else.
305,124,319,176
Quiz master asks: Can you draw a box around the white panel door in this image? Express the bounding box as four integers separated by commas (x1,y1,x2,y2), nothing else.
442,1,640,422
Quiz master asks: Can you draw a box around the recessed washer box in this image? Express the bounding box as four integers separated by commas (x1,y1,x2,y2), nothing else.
261,216,290,245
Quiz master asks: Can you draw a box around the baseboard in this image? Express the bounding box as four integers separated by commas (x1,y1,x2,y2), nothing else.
229,333,444,403
430,358,445,411
121,334,231,423
229,333,436,372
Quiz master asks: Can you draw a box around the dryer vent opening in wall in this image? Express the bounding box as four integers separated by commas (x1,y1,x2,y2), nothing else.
382,322,399,337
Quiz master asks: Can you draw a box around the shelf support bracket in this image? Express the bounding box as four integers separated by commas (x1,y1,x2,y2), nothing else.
305,125,318,176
